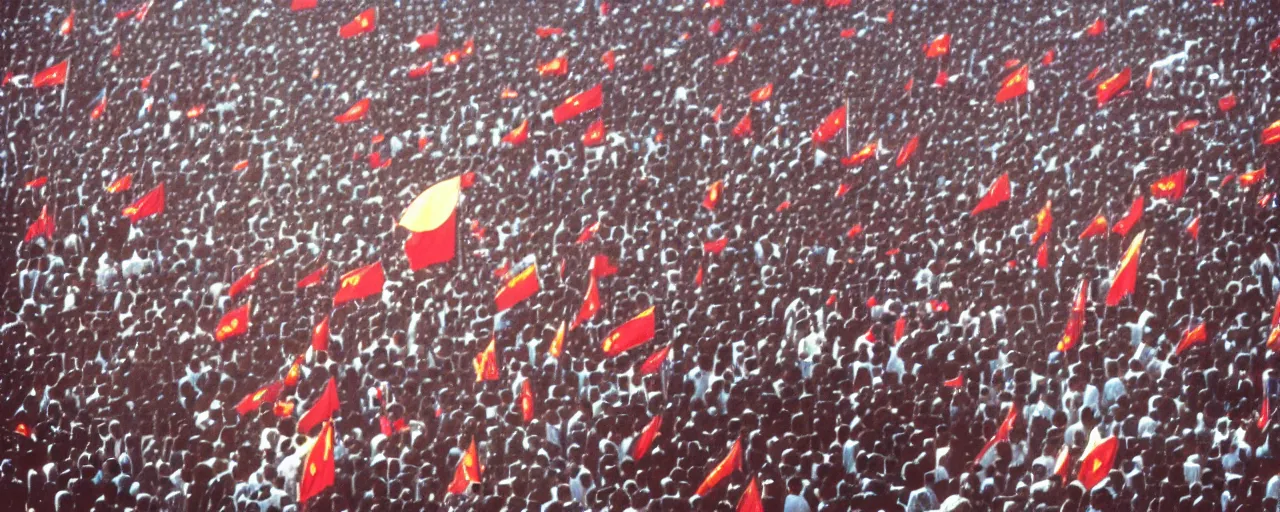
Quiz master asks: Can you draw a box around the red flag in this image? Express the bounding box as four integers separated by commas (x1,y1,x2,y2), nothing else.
1186,216,1201,240
407,61,434,79
185,104,206,119
33,60,69,88
1043,49,1056,65
447,439,482,493
835,183,851,198
638,345,671,376
1085,17,1105,37
140,74,152,91
401,175,462,270
229,259,274,299
996,65,1030,103
215,303,251,342
1238,167,1267,189
122,183,165,223
904,77,914,92
502,119,530,145
24,177,47,188
519,380,535,423
553,83,603,124
732,112,752,138
275,400,296,417
924,33,951,58
1036,242,1050,268
737,477,764,512
893,317,906,343
106,174,133,194
1174,322,1208,356
602,50,616,71
933,69,949,88
59,10,74,35
704,0,725,8
582,118,606,146
1096,68,1131,107
1105,231,1145,307
708,18,722,35
311,317,330,352
284,356,305,387
1174,119,1200,135
495,263,540,312
333,261,385,306
632,415,663,460
846,223,864,238
592,254,619,277
537,56,568,77
703,180,724,210
1112,195,1144,237
970,173,1011,216
442,49,465,66
1218,93,1237,112
334,98,370,124
603,306,657,356
297,264,328,289
90,95,107,120
1272,34,1280,52
298,421,336,504
291,0,317,11
749,83,773,103
704,237,728,254
576,221,600,244
1032,200,1052,244
572,274,600,329
1058,279,1089,352
896,135,919,167
696,438,743,495
548,321,566,358
415,27,439,49
1077,436,1118,489
974,404,1017,464
841,142,877,167
24,205,55,243
943,374,964,388
1053,446,1071,479
236,381,284,415
473,337,499,382
338,8,377,39
1260,395,1272,431
535,26,564,38
714,48,740,67
1150,169,1187,200
812,105,847,144
297,378,340,434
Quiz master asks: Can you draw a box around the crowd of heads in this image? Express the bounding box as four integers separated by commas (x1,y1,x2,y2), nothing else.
3,0,1280,511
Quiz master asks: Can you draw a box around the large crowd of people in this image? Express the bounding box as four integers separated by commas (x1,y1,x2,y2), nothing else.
3,0,1280,510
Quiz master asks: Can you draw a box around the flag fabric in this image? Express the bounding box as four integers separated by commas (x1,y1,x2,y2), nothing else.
1262,120,1280,145
90,95,107,120
812,105,847,144
1077,436,1119,489
122,183,165,223
1219,93,1237,112
582,118,606,146
537,56,568,77
24,205,55,243
553,83,603,124
298,421,336,504
334,98,370,123
291,0,317,11
25,177,48,188
1150,169,1187,200
592,254,618,277
1174,322,1208,356
502,119,530,145
602,50,616,71
1186,216,1201,240
974,404,1017,464
236,381,284,415
415,27,439,49
1261,394,1272,431
603,306,657,356
714,48,739,67
1097,68,1131,107
229,259,274,299
576,221,600,244
696,438,743,495
333,261,385,306
284,356,305,387
924,33,951,58
971,174,1011,216
737,477,764,512
1174,120,1200,135
447,439,482,494
408,61,434,79
473,337,499,382
106,174,133,194
1112,195,1144,237
535,26,564,38
298,264,328,289
401,176,462,270
1054,446,1071,479
495,262,540,312
548,321,566,358
1036,242,1050,268
59,10,74,35
1058,279,1089,352
215,303,251,342
703,237,728,254
1238,167,1266,189
297,378,340,434
1079,215,1109,239
1032,200,1052,244
339,8,377,39
638,345,671,376
1105,231,1145,306
933,69,949,88
943,374,964,388
519,380,535,423
896,135,919,167
1085,17,1105,37
33,60,69,88
749,83,773,103
572,274,600,329
996,65,1029,103
311,317,330,351
893,317,906,343
732,112,752,138
632,415,663,460
841,142,877,167
703,180,724,210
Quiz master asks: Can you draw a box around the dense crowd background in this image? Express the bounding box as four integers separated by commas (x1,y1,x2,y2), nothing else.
4,0,1280,510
